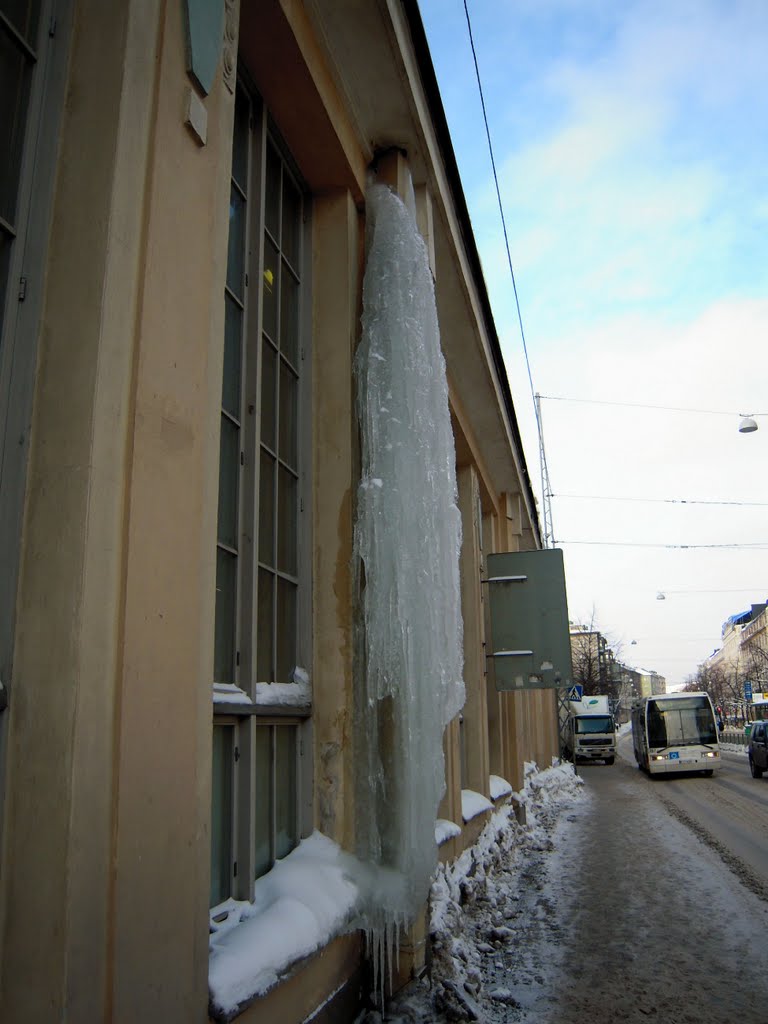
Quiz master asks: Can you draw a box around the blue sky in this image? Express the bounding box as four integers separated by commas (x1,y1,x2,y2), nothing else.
419,0,768,686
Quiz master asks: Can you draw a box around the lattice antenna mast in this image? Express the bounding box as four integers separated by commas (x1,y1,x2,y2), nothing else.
535,393,555,549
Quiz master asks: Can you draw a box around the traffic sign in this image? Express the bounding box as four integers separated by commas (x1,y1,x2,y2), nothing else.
568,685,583,701
745,681,753,701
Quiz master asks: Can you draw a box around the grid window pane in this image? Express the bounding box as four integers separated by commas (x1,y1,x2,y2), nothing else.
2,1,41,42
257,568,274,682
279,263,299,367
214,549,237,684
0,233,10,338
281,174,301,269
262,236,279,341
277,465,297,576
0,27,34,225
222,296,243,418
217,415,239,549
275,727,297,859
210,724,234,906
276,577,297,684
265,143,281,241
258,449,275,565
278,358,298,469
260,338,277,451
226,184,246,300
254,726,272,878
231,87,249,193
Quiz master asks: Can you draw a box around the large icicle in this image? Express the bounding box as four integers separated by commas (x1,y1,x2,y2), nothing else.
352,180,465,971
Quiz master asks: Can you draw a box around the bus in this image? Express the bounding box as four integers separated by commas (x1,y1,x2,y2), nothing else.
631,692,721,777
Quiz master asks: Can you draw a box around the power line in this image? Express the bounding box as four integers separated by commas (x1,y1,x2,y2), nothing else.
560,540,768,549
537,394,742,416
461,1,556,544
551,493,768,508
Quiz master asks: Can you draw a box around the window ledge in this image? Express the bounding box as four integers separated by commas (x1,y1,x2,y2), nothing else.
489,774,513,801
435,818,461,846
208,833,359,1020
460,789,493,823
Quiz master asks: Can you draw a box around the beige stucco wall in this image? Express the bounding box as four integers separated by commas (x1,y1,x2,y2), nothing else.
1,1,232,1019
1,1,553,1020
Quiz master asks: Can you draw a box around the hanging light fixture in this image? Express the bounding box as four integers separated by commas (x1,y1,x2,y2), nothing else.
739,415,758,433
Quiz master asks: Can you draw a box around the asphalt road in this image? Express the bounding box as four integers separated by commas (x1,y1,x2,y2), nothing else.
615,730,768,898
387,738,768,1023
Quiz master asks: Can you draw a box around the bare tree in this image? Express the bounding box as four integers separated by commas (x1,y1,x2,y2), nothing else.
742,633,768,692
570,609,621,700
683,663,742,719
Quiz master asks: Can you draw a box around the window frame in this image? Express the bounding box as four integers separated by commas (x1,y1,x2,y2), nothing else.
211,76,313,909
0,0,72,838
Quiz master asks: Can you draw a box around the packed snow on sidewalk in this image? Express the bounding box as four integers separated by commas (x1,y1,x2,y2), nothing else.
360,760,586,1023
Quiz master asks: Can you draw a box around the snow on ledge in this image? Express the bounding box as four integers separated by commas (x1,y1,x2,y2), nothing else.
213,669,312,710
461,789,493,823
435,818,462,845
213,683,252,706
254,681,311,708
489,775,513,801
254,667,311,708
208,832,358,1018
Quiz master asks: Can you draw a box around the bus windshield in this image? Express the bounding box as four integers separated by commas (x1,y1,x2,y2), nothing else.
574,715,614,735
647,696,717,748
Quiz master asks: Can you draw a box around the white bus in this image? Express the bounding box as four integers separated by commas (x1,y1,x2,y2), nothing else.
631,692,721,776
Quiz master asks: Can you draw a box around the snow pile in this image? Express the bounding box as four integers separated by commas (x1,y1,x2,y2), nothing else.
382,761,585,1022
352,180,465,975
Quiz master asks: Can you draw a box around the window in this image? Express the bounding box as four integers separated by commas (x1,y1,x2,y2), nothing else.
0,0,68,801
211,81,310,907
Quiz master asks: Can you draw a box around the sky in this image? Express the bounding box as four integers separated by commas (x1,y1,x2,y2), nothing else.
418,0,768,689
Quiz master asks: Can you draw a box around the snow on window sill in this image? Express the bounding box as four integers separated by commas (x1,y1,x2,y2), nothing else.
435,818,462,846
213,684,253,706
212,668,312,711
489,774,513,801
208,832,359,1021
461,789,493,823
254,679,311,709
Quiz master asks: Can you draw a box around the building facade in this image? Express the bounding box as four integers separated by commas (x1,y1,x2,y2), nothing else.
0,2,559,1021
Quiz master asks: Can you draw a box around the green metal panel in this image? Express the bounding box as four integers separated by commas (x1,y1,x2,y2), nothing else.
486,549,572,691
183,0,225,95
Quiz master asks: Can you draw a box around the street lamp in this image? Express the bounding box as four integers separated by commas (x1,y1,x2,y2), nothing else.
738,413,768,433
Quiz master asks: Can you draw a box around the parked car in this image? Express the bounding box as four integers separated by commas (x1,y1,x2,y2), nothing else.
748,720,768,778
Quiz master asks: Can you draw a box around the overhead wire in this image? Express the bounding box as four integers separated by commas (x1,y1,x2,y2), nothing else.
460,1,553,517
551,493,768,508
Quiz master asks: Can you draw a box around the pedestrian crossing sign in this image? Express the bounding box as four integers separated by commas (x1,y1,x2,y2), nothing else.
568,685,583,701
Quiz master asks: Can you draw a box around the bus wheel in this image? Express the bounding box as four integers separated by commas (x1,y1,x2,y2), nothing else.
702,769,713,778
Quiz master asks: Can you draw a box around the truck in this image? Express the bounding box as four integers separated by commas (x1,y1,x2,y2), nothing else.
563,694,616,765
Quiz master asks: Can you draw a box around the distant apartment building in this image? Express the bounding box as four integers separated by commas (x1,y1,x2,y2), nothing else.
704,602,768,696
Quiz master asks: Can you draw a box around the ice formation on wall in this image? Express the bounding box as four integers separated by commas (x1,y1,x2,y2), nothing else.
352,179,465,978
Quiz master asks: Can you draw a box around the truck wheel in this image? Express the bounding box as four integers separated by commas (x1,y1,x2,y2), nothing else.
605,756,615,766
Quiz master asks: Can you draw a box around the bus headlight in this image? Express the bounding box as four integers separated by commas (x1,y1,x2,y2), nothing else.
651,754,666,761
704,750,718,758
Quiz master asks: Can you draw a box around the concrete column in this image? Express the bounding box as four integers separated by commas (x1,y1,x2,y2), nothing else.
457,465,490,797
312,189,361,852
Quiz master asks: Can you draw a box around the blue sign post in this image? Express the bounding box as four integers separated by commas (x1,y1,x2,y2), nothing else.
745,681,753,702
